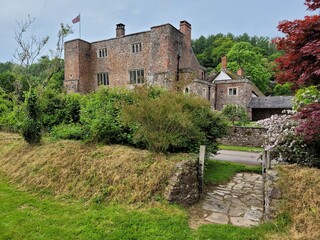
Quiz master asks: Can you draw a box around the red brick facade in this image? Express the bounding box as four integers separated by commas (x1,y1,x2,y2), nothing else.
64,21,204,93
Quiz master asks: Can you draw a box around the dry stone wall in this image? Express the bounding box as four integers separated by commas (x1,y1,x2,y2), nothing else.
165,159,200,206
220,126,266,147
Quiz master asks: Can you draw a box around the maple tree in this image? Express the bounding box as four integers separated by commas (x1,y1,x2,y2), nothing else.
274,0,320,87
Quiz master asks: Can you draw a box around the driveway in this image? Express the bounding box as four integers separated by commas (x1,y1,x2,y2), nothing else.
210,150,262,166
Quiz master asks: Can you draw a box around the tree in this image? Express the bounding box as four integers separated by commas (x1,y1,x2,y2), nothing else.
274,1,320,87
225,42,272,93
221,104,249,126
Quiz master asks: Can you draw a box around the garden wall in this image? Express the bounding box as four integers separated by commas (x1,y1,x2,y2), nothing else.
220,126,266,147
165,159,200,206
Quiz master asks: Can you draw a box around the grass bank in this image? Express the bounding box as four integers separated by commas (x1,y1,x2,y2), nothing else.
0,132,194,204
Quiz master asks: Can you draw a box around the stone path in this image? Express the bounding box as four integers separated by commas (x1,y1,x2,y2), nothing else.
203,173,263,227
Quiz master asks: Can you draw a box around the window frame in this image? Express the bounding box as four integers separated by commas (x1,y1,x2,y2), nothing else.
97,72,109,86
97,48,107,58
129,69,145,84
228,87,238,96
131,43,142,53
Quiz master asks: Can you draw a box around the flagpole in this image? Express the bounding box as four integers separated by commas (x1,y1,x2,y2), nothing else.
79,13,81,39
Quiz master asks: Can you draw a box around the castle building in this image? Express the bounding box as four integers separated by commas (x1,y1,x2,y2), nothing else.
64,20,204,93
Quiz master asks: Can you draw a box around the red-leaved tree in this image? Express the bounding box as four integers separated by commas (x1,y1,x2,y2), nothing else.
274,0,320,87
295,102,320,143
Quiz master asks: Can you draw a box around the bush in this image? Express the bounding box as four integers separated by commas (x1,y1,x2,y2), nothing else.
21,89,42,144
122,87,228,153
50,123,84,140
221,104,249,126
293,86,320,110
39,89,82,131
258,113,320,167
80,87,134,144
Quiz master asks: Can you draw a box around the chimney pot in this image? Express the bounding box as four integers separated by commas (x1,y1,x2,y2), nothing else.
237,68,244,77
221,56,227,70
116,23,125,38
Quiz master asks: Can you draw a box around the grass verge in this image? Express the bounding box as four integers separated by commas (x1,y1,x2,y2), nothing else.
266,165,320,240
219,145,263,152
204,159,261,185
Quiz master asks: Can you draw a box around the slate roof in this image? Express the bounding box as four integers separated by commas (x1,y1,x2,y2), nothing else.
208,70,242,82
248,96,293,109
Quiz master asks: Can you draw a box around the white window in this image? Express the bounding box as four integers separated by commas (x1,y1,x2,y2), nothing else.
228,87,238,96
97,48,107,58
97,72,109,86
129,69,144,84
132,43,142,53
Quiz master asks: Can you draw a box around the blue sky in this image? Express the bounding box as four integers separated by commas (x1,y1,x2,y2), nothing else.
0,0,311,62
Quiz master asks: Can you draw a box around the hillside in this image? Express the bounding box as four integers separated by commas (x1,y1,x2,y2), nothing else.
0,132,193,204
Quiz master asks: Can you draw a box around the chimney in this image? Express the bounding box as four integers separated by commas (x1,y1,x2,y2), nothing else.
179,20,191,48
221,56,227,70
116,23,125,38
237,68,244,77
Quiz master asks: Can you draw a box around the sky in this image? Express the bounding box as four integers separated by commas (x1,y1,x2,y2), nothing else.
0,0,312,63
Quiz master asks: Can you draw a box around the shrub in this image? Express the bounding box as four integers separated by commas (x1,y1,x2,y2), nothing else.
293,86,320,110
122,87,228,153
221,104,249,126
21,89,42,144
80,87,134,144
258,113,320,167
50,123,84,140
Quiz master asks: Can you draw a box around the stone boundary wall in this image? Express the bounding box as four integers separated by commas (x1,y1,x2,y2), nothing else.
263,169,281,221
220,126,266,147
165,159,200,206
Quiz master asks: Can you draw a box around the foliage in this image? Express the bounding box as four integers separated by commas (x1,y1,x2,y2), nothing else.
273,83,293,96
0,72,15,93
221,104,249,126
274,1,320,87
258,113,320,167
292,85,320,110
225,42,272,93
192,33,278,69
80,87,134,144
21,89,42,144
50,123,84,140
38,89,82,131
122,87,228,153
295,102,320,143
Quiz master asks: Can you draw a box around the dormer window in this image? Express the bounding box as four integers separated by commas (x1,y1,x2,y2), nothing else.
132,43,142,53
97,48,107,58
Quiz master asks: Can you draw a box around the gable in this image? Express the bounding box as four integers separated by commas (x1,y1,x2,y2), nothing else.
214,71,232,81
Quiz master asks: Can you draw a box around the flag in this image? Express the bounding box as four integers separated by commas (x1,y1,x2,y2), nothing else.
72,14,80,24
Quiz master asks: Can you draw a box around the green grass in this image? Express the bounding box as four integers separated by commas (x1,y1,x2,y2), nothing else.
204,159,261,185
0,176,192,240
0,163,290,240
219,145,263,152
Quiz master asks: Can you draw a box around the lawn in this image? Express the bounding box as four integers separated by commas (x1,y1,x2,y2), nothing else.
204,159,261,185
219,145,263,153
0,175,192,240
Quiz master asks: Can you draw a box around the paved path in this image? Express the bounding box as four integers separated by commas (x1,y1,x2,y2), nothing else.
203,172,263,227
211,150,262,166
